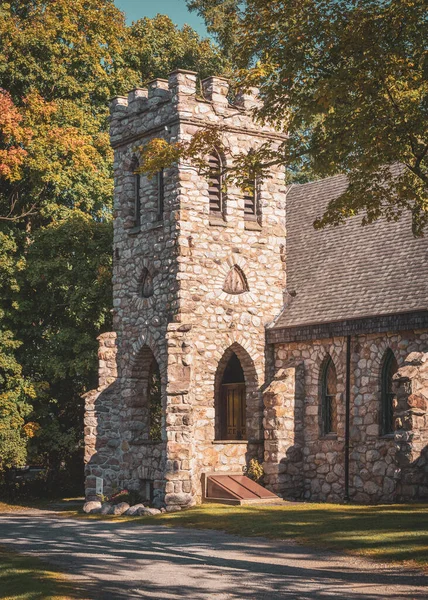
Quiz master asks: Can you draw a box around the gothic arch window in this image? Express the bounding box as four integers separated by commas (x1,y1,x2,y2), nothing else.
381,349,398,435
321,355,337,435
131,157,141,227
208,149,224,216
223,265,249,295
140,268,154,298
215,352,246,440
128,346,163,444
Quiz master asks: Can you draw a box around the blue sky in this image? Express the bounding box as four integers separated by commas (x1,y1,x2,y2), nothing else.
114,0,208,36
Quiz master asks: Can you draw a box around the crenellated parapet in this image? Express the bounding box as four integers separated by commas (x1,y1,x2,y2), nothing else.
109,69,282,149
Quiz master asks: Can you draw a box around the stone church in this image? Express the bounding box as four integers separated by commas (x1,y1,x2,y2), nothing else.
84,70,428,509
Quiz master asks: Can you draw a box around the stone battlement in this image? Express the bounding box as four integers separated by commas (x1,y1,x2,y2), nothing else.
109,70,281,148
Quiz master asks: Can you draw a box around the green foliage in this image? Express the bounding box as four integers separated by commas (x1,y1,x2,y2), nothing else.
246,458,264,483
0,2,227,488
0,231,32,471
186,0,242,63
13,212,113,480
238,0,428,234
186,0,427,234
126,14,229,84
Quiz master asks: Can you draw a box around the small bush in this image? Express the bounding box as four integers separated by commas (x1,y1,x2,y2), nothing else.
246,458,264,483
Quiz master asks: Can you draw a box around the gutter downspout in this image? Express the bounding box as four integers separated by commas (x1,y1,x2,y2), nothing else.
344,335,351,502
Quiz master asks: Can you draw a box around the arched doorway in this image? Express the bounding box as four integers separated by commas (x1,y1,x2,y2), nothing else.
216,352,247,440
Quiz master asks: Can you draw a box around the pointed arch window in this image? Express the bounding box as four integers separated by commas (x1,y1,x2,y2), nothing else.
216,353,246,440
321,356,337,435
208,150,224,216
381,349,398,435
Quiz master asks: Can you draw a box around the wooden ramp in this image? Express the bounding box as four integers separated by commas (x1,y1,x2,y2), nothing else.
204,473,281,505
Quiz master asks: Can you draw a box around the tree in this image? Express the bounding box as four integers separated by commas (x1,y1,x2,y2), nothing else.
0,231,32,473
186,0,427,234
186,0,241,63
126,14,228,84
0,2,228,490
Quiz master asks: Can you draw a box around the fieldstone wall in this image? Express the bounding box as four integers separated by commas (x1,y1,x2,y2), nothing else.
85,70,286,507
271,331,428,502
394,352,428,500
84,332,119,499
263,364,304,498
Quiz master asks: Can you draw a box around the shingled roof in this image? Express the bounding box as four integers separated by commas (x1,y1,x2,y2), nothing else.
271,173,428,334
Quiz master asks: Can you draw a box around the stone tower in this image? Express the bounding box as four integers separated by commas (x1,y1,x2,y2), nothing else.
85,70,287,509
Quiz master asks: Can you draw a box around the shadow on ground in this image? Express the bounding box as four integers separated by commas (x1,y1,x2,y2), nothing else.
0,514,426,599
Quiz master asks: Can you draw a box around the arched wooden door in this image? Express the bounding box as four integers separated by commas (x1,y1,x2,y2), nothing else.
218,353,246,440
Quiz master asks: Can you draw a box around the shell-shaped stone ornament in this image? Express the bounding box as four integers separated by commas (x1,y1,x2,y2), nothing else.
223,265,249,295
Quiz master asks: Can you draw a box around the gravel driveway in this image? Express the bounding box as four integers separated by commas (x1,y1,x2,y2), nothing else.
0,511,426,599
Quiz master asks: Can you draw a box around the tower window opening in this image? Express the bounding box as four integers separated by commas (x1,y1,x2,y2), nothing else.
208,151,223,216
243,175,257,221
157,169,164,221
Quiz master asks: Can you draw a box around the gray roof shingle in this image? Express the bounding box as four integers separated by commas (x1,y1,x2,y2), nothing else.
272,173,428,330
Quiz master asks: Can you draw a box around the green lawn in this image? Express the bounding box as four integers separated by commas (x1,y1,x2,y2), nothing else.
140,502,428,570
0,548,75,600
2,499,427,573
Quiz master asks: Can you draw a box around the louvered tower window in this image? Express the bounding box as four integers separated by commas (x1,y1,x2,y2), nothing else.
208,150,223,215
243,176,257,221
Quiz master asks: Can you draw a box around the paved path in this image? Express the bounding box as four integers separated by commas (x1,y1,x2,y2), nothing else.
0,511,426,599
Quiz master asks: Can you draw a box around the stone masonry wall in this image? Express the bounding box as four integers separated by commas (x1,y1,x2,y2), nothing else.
271,330,428,502
85,71,287,507
84,332,119,499
394,351,428,500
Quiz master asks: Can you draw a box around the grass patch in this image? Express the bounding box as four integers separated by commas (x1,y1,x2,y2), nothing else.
0,547,76,600
0,498,84,513
138,502,428,570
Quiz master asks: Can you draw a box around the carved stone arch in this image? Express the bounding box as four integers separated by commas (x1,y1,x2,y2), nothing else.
371,337,400,382
130,333,167,381
213,342,261,442
312,344,343,391
223,264,249,295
